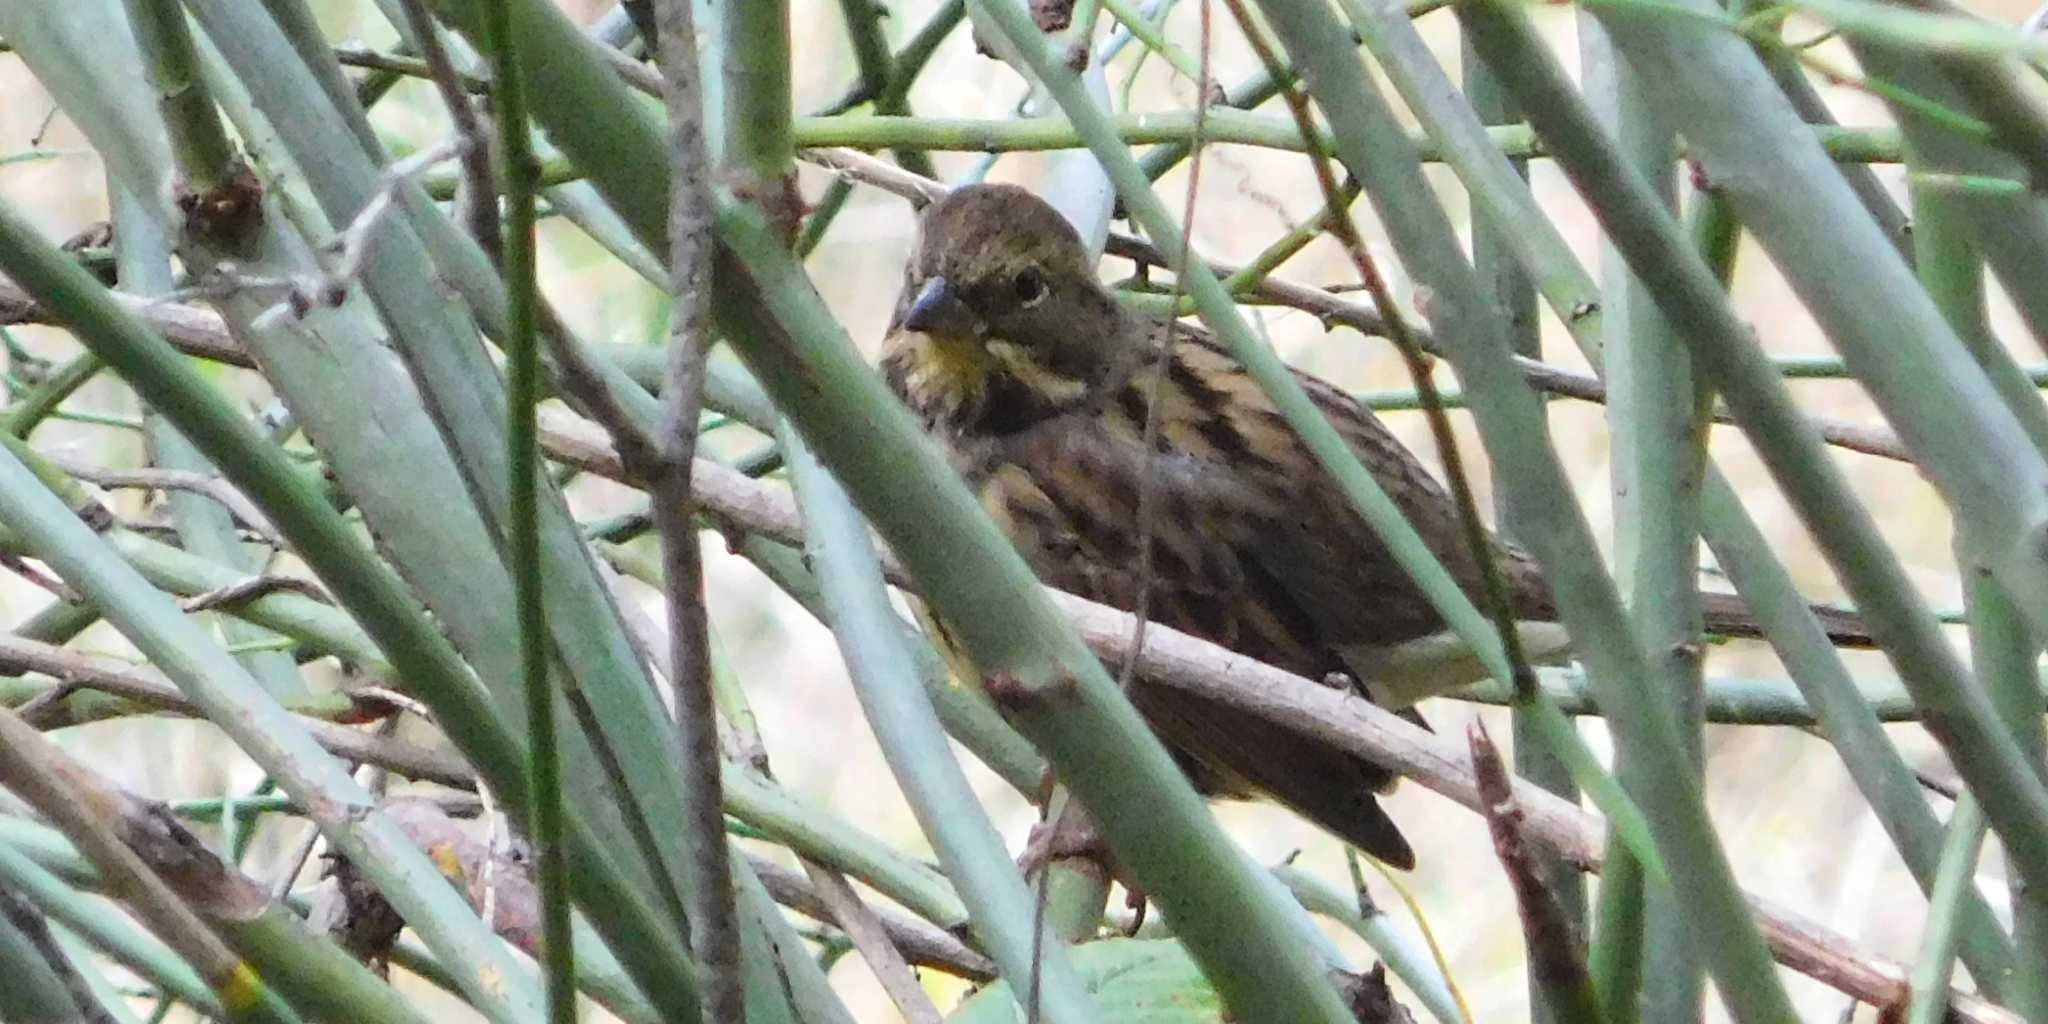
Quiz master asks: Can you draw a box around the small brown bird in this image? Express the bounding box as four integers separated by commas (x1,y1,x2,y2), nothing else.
881,183,1866,869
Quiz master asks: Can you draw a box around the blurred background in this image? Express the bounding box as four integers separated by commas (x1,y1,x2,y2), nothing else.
3,0,2039,1018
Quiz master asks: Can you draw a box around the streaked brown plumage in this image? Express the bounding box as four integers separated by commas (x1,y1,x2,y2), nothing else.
881,183,1867,869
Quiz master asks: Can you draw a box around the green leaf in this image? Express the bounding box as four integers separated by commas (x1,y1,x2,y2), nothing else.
947,940,1226,1023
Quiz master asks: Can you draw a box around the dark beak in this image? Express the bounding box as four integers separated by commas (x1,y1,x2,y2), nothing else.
901,276,977,336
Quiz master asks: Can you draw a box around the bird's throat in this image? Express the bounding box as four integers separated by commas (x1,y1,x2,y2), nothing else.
883,329,1093,438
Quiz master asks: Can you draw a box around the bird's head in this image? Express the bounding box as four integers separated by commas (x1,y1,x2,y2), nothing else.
882,184,1132,436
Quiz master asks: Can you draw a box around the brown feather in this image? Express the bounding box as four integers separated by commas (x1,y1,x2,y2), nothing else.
881,183,1871,871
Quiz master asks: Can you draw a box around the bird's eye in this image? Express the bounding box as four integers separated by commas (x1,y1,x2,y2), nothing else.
1012,268,1047,306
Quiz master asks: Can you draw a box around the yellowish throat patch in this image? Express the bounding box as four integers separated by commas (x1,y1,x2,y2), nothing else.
986,340,1088,405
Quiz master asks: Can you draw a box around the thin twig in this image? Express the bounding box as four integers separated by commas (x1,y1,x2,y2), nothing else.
239,139,464,333
331,44,490,92
270,821,323,902
802,862,946,1024
42,456,283,548
600,42,666,97
747,854,996,979
0,286,249,365
0,553,76,602
476,780,506,932
326,140,467,304
652,0,744,1019
1122,0,1213,689
0,634,470,786
392,0,503,265
180,574,334,613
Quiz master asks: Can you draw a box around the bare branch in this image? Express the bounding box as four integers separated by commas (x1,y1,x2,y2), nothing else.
746,855,996,981
0,634,468,786
651,0,743,1018
531,408,2021,1023
45,456,285,548
392,0,503,263
803,862,946,1024
179,573,334,613
0,705,263,999
1468,722,1603,1022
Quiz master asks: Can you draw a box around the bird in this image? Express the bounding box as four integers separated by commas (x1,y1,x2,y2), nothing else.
878,182,1869,869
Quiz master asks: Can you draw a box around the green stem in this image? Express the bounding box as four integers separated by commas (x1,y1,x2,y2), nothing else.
1583,0,2048,890
1464,41,1586,1024
2,353,103,439
113,175,309,705
729,535,1046,793
1579,16,1703,1021
713,0,792,187
1275,0,1796,1014
1903,796,1986,1024
1099,0,1205,84
1961,536,2048,1012
480,0,576,1017
1463,0,2048,957
0,192,701,1021
120,0,239,191
1851,41,2048,428
784,430,1098,1022
831,0,938,179
423,119,1907,198
818,0,964,117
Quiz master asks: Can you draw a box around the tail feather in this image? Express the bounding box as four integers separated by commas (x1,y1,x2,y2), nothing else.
1130,684,1417,870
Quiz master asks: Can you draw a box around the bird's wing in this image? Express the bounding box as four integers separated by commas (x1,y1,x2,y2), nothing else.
976,369,1420,867
1159,329,1567,710
1169,332,1548,630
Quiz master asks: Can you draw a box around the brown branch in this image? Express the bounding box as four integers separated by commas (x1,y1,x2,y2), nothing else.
0,285,251,366
331,44,489,93
0,635,469,786
42,456,284,548
1468,722,1603,1022
746,855,996,982
802,862,946,1024
366,797,999,985
651,0,744,1019
391,0,502,265
180,573,334,613
532,411,2021,1023
0,705,261,1001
